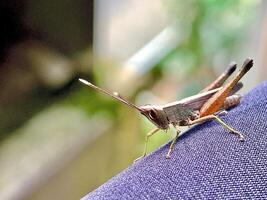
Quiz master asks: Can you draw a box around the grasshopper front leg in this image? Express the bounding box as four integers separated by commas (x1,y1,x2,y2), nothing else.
134,128,160,162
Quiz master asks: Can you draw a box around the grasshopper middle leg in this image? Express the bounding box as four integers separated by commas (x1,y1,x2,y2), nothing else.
166,126,181,159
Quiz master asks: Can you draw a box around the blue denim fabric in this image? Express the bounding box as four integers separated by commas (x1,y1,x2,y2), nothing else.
82,82,267,200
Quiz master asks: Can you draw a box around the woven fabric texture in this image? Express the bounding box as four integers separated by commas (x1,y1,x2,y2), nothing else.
83,82,267,200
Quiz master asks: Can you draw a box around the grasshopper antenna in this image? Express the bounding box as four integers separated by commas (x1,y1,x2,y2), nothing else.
79,78,142,112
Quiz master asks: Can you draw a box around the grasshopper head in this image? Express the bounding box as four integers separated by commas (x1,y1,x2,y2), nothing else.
139,105,169,130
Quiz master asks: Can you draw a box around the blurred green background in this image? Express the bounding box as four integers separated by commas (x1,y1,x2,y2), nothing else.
0,0,266,199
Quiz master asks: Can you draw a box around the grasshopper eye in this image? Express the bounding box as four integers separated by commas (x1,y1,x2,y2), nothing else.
149,110,157,119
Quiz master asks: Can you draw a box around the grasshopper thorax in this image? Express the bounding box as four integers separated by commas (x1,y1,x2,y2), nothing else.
139,105,169,130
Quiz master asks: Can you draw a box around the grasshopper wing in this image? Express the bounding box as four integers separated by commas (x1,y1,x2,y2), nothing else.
162,82,243,124
163,81,243,112
162,88,221,124
163,88,221,111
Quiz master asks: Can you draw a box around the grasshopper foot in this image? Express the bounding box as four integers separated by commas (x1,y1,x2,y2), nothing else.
217,110,228,116
239,137,245,142
166,152,171,159
231,130,245,142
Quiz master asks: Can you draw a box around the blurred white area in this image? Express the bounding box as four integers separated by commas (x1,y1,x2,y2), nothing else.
94,0,187,94
94,0,171,61
94,0,266,96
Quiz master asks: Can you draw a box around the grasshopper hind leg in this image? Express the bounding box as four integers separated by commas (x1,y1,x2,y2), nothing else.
204,94,242,117
213,115,244,141
223,94,242,110
188,115,244,141
200,62,237,93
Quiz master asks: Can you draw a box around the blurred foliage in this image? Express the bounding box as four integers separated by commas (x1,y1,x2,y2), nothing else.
64,84,122,118
159,0,258,97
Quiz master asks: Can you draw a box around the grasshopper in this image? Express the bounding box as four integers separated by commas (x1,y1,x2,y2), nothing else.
79,58,253,160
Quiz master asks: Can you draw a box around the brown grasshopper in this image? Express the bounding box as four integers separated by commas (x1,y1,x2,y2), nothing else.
79,58,253,161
